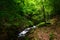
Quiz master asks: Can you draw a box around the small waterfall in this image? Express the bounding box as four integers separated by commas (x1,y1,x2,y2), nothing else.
18,26,36,37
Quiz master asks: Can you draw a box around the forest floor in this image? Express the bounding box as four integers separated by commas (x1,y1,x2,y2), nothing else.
0,15,60,40
28,15,60,40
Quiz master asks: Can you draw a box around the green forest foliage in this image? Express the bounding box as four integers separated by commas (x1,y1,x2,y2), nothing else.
1,0,59,27
13,0,54,25
0,0,60,40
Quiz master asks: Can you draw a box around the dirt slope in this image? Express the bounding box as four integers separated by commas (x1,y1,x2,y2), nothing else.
28,15,60,40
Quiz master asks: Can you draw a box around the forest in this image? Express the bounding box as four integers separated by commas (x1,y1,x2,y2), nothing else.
0,0,60,40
